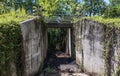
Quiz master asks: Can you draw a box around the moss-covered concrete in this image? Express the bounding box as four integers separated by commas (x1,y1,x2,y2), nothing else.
75,19,120,76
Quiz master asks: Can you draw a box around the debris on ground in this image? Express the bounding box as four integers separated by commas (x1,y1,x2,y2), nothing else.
38,50,89,76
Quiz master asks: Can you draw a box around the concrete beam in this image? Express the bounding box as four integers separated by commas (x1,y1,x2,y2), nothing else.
46,22,73,28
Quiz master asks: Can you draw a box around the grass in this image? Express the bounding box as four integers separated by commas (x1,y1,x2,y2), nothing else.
85,16,120,27
0,9,33,24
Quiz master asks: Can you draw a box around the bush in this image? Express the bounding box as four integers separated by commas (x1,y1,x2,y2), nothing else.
0,22,21,76
0,10,32,76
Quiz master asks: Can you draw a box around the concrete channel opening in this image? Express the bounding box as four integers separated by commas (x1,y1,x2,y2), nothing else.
40,20,77,76
21,16,78,76
20,15,120,76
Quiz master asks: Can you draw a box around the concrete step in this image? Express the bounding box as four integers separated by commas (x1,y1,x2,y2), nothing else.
59,64,80,73
39,73,89,76
61,73,90,76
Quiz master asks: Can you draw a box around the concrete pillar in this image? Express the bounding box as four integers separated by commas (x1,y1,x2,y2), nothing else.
66,28,72,56
66,29,69,54
68,28,72,56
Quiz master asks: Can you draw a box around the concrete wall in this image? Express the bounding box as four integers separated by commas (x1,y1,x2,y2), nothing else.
20,18,120,76
75,19,120,76
111,27,120,76
21,18,48,76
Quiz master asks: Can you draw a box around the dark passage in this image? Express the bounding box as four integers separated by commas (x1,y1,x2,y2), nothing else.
47,28,67,52
43,50,75,76
45,49,73,68
38,28,79,76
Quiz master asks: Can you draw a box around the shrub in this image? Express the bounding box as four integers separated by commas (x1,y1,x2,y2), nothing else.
0,22,21,76
0,10,32,76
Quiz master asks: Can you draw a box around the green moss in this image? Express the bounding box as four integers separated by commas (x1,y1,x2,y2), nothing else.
84,16,120,27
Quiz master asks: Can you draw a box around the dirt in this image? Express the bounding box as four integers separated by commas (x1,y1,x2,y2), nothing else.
38,50,89,76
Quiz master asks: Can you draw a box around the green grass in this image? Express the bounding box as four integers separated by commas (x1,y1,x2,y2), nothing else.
85,16,120,27
0,9,33,24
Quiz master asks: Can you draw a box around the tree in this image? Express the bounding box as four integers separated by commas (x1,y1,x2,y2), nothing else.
104,0,120,18
110,0,120,5
38,0,83,17
104,4,120,18
0,0,39,14
83,0,106,16
38,0,59,17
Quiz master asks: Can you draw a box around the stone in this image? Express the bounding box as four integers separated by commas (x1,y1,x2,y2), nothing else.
60,64,79,73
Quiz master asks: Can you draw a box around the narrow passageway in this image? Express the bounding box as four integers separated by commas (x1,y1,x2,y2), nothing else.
39,49,89,76
40,49,78,76
38,27,89,76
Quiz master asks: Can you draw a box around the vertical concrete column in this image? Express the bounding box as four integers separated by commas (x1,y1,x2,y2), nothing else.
68,28,72,56
71,28,76,59
66,29,69,54
66,28,72,56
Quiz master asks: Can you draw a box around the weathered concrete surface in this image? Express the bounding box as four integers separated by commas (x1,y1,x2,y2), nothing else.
81,20,105,75
66,28,75,59
20,17,120,76
75,19,120,76
11,62,17,76
60,73,89,76
71,28,76,59
21,18,48,76
111,27,120,76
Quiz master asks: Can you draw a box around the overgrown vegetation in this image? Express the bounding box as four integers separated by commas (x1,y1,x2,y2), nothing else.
0,0,39,14
0,9,32,76
104,4,120,18
86,16,120,27
0,22,21,76
0,8,32,23
48,28,67,51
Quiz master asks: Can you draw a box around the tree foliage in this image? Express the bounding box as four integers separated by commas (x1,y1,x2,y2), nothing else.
38,0,83,17
83,0,106,16
110,0,120,5
104,0,120,18
104,4,120,18
0,0,39,14
38,0,59,17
